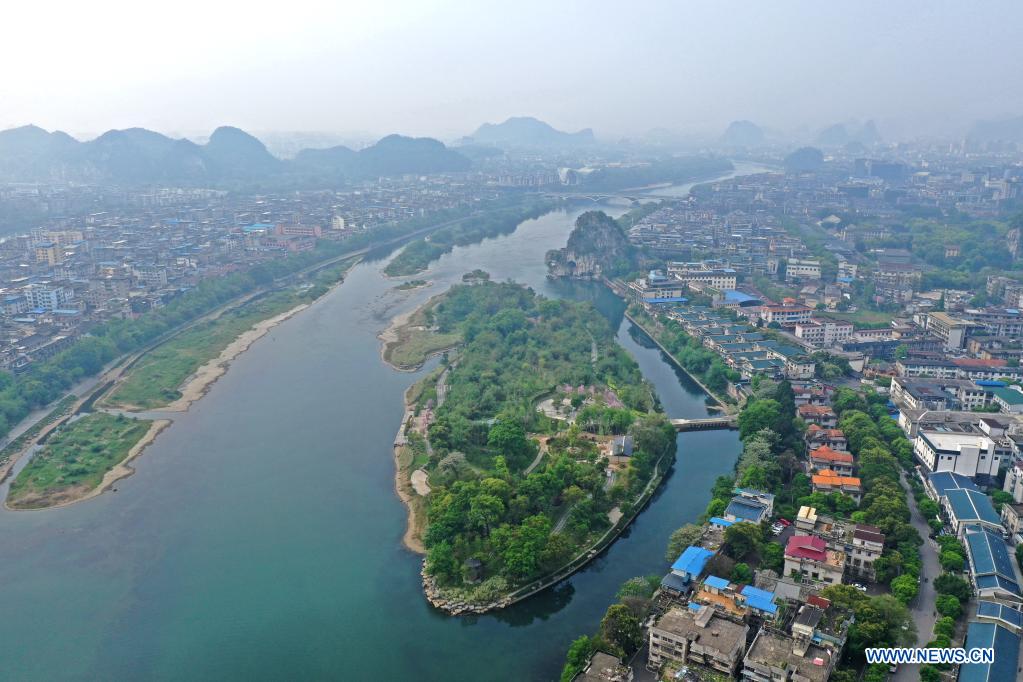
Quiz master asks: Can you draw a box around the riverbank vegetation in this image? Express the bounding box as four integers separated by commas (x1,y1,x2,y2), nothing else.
384,200,558,276
0,202,482,445
7,413,152,508
410,280,674,601
381,295,463,370
104,288,315,409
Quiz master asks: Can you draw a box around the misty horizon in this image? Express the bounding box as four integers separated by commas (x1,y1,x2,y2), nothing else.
5,1,1023,142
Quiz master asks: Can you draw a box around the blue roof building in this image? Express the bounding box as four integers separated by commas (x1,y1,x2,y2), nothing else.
724,498,769,524
964,527,1022,602
703,575,730,591
960,621,1021,682
739,585,778,617
708,516,734,528
670,546,714,583
975,600,1023,634
945,489,1002,536
926,470,980,500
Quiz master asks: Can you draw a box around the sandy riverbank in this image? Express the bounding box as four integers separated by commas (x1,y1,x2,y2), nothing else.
378,293,460,371
394,384,427,554
161,303,309,411
6,419,171,511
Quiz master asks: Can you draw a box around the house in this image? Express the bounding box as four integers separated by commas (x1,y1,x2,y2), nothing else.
572,652,633,682
741,608,839,682
797,405,838,428
608,435,634,465
963,526,1022,603
662,545,715,595
794,507,886,581
724,489,774,524
811,470,863,502
805,425,847,451
1004,459,1023,503
647,606,749,675
808,446,854,477
991,385,1023,414
1000,503,1023,542
783,535,846,585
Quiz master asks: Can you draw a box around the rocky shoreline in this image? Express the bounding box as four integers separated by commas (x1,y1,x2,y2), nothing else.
421,567,514,616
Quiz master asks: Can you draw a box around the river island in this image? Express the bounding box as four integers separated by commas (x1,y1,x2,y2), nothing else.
383,277,678,613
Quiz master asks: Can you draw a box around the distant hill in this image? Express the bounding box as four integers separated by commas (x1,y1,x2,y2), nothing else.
721,120,765,147
815,121,881,147
969,116,1023,143
466,117,595,148
293,134,470,179
0,125,470,186
784,147,825,173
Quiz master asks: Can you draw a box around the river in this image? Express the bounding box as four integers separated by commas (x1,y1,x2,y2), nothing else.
0,165,760,680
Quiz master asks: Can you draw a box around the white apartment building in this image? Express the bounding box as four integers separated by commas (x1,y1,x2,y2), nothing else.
785,258,822,282
794,318,854,347
914,430,1003,479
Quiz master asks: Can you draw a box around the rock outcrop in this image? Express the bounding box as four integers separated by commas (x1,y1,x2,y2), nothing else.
546,211,633,279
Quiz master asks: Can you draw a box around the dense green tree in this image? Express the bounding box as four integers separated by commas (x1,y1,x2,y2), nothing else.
665,523,704,562
723,523,762,561
890,574,918,604
599,604,642,655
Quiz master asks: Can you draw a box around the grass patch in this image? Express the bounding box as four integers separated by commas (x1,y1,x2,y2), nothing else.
8,413,152,508
383,302,461,369
829,309,895,329
104,289,307,409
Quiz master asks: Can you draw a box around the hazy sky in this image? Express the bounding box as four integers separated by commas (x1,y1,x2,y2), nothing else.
4,0,1022,141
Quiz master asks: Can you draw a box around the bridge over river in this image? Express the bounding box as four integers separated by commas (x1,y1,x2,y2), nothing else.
670,415,738,432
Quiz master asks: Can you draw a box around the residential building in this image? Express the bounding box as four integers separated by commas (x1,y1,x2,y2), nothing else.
667,262,738,290
793,318,853,348
924,311,975,350
797,405,838,428
783,535,845,585
760,304,813,328
808,446,854,477
785,258,822,282
810,471,862,502
647,606,749,675
572,652,633,682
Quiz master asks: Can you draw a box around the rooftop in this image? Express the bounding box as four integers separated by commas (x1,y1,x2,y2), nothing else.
959,621,1021,682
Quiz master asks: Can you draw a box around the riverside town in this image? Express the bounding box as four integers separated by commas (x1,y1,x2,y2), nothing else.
3,4,1023,681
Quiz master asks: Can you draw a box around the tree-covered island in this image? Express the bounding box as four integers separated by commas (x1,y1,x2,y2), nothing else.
385,279,677,612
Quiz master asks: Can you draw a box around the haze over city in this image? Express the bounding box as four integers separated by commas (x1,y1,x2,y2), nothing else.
4,3,1023,682
5,0,1023,141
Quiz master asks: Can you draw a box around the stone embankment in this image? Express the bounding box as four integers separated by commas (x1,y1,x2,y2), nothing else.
421,567,513,615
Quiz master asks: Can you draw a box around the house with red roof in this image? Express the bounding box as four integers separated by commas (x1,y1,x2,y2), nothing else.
809,446,855,477
784,535,845,585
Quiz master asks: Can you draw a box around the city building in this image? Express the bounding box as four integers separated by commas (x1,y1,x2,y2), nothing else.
647,605,749,675
783,535,845,586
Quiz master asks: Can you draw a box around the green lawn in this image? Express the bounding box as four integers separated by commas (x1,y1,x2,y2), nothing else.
104,290,306,409
8,413,153,508
829,308,896,329
385,328,461,369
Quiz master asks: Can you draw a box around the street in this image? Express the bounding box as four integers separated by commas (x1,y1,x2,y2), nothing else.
891,472,939,682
